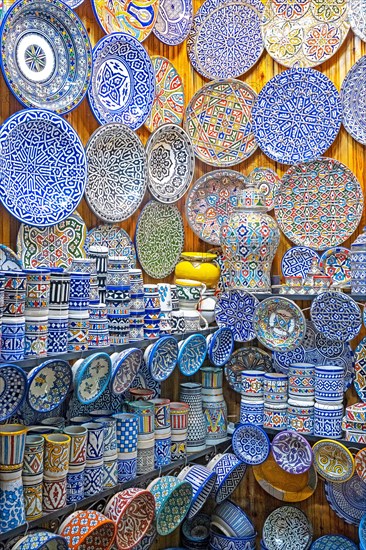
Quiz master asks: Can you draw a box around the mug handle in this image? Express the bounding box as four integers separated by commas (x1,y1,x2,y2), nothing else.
199,283,207,297
199,312,209,330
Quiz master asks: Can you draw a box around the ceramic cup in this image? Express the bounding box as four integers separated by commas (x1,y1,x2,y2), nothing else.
241,370,265,397
240,398,264,426
63,426,87,469
81,422,105,463
315,365,344,403
170,310,186,334
43,434,71,480
170,402,190,432
314,402,343,439
150,398,171,431
288,363,315,400
157,283,172,312
287,398,314,435
23,435,44,476
114,413,139,454
263,373,288,403
176,279,207,309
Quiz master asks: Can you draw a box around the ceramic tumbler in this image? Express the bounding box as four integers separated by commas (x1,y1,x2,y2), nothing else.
43,476,67,512
264,373,288,403
95,417,117,458
23,435,44,476
315,365,344,403
287,399,314,435
66,470,85,503
43,434,71,480
171,430,187,461
81,422,105,463
150,398,171,431
240,397,264,426
170,402,189,431
23,473,43,520
314,402,343,439
117,450,137,483
103,457,118,489
63,426,87,469
129,387,155,401
127,401,155,436
180,383,207,452
288,363,315,400
49,270,70,309
154,430,171,468
137,436,155,474
264,403,288,430
84,462,103,497
114,413,139,454
157,283,172,312
0,317,25,362
0,424,27,469
241,370,265,397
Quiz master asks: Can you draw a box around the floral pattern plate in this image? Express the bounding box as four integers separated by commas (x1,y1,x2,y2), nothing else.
178,333,207,376
274,158,363,250
0,244,22,271
263,506,313,550
224,347,273,393
145,57,185,133
146,124,194,203
153,0,193,45
215,290,259,343
74,352,112,405
341,56,366,145
325,473,366,525
249,167,280,212
319,247,351,284
272,431,313,475
135,201,184,279
310,292,362,343
281,246,320,279
184,79,257,167
232,424,270,465
0,364,27,421
353,336,366,402
92,0,159,40
85,224,136,268
27,360,72,413
312,440,355,483
349,0,366,42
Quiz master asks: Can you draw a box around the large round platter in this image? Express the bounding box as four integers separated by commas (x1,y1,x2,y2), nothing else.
0,244,22,271
252,68,341,165
274,158,363,250
253,297,306,352
187,0,263,80
312,440,355,483
184,79,257,167
91,0,159,40
85,224,136,268
310,292,361,342
325,474,366,525
145,57,184,133
178,334,207,376
88,33,155,129
281,247,319,279
0,109,86,227
215,290,259,343
348,0,366,42
146,124,194,204
224,347,273,393
0,0,92,114
27,360,72,413
85,124,147,223
232,424,270,465
0,364,27,421
311,535,358,549
249,167,280,212
272,431,313,475
319,247,351,284
110,348,143,395
354,336,366,402
18,213,87,270
185,170,248,246
263,506,313,550
261,0,349,68
146,336,178,382
153,0,193,45
341,56,366,145
135,201,184,279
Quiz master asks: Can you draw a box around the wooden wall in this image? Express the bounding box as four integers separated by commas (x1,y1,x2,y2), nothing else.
0,0,365,547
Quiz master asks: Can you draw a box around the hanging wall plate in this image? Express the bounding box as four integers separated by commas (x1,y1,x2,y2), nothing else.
92,0,159,41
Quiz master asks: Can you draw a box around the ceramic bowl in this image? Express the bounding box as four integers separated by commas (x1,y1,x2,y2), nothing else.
207,453,247,504
110,348,143,395
211,499,255,538
11,530,69,549
272,431,313,475
312,439,355,482
144,336,178,382
311,534,358,549
263,506,312,550
181,513,210,548
58,510,116,550
209,527,257,550
346,403,366,422
73,352,111,404
232,424,270,465
27,359,72,413
0,363,27,421
178,333,207,376
178,464,216,519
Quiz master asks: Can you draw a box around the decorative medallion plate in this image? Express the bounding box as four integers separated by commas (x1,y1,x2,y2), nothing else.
249,167,280,212
91,0,159,40
1,0,92,114
263,506,313,550
310,292,361,342
312,440,355,483
325,474,366,525
224,347,273,393
85,224,136,268
252,68,342,164
253,297,306,352
185,170,248,246
184,79,257,167
215,290,259,343
281,246,319,279
153,0,193,45
347,0,366,43
88,33,155,129
187,0,263,80
178,333,207,376
146,124,194,204
341,56,366,145
147,336,179,382
274,158,363,250
0,244,22,271
319,247,351,284
135,201,184,279
0,109,87,227
0,364,27,421
18,213,87,270
145,57,184,133
311,535,358,549
232,424,270,465
272,431,313,475
85,124,147,223
261,0,349,68
27,360,72,413
354,336,366,402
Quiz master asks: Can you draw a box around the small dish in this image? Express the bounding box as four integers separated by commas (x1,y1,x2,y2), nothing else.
272,431,313,475
27,360,72,413
232,424,270,465
73,353,111,405
312,439,355,483
110,348,143,395
145,336,178,382
263,506,313,550
207,327,234,367
178,333,207,376
0,364,27,421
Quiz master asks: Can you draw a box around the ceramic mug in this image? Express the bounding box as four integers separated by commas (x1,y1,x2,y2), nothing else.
182,310,208,332
176,279,207,309
157,283,172,312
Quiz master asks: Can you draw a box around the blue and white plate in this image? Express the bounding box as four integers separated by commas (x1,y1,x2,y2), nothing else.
88,33,155,129
207,328,234,367
252,67,342,164
215,290,259,342
207,453,247,504
0,364,27,421
281,247,319,279
325,474,366,525
232,424,270,465
263,506,313,550
27,360,72,413
310,291,362,343
153,0,193,45
0,0,92,114
341,56,366,145
73,353,112,405
0,244,22,271
129,359,161,398
178,333,207,376
311,535,358,549
146,335,178,382
0,109,87,227
110,348,143,395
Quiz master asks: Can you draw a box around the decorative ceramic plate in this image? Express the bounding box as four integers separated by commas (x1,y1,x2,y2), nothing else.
319,247,351,284
207,328,234,367
88,33,155,129
91,0,159,40
1,0,92,114
74,353,112,405
215,290,259,343
187,0,263,80
86,124,147,223
312,440,355,483
178,333,207,376
325,474,366,525
135,201,184,279
310,292,361,342
252,68,342,165
232,424,270,465
145,57,184,133
263,506,313,550
253,454,318,503
354,337,366,402
184,79,257,167
261,0,349,68
349,0,366,42
85,224,136,267
0,244,22,271
253,297,306,352
147,336,179,382
341,56,366,145
146,124,194,203
0,364,27,421
249,167,280,212
129,359,161,399
185,170,248,246
311,535,358,549
355,448,366,482
224,347,273,393
153,0,193,45
274,158,363,250
27,360,72,413
111,348,143,395
65,0,84,7
272,431,313,475
0,109,87,227
281,247,319,279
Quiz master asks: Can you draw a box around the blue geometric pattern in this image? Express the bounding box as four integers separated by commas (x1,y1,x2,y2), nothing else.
310,292,362,343
153,0,193,45
210,453,247,503
0,364,27,421
281,246,320,279
232,424,270,465
208,327,234,367
215,289,259,342
325,474,366,525
311,535,358,549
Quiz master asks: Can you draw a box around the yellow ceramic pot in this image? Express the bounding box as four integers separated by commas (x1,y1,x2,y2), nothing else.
175,253,220,288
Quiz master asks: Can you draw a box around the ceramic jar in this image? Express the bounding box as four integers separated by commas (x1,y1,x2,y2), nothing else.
315,365,344,403
263,373,288,403
175,252,221,288
314,402,343,439
220,185,280,292
180,383,207,451
287,399,314,434
240,397,264,426
202,367,228,444
207,453,247,504
241,370,265,398
288,363,315,400
351,227,366,294
263,403,288,430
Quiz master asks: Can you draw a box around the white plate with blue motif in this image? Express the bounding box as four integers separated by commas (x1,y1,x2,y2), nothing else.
27,360,72,413
310,291,361,343
263,506,312,550
215,290,259,343
325,473,366,525
88,33,155,130
73,353,112,405
281,247,319,279
145,336,179,382
110,348,143,395
153,0,193,45
207,328,234,367
178,333,207,376
232,423,270,465
0,364,27,421
311,535,358,549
